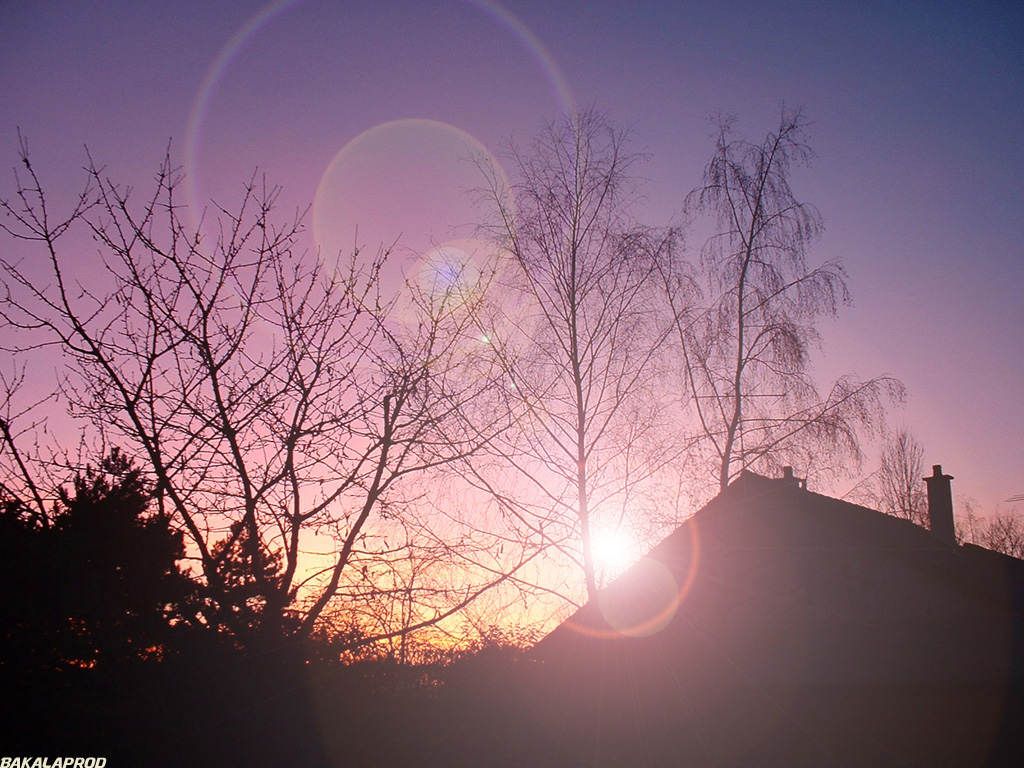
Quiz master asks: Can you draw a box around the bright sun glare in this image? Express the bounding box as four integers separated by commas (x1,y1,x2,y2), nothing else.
592,528,638,574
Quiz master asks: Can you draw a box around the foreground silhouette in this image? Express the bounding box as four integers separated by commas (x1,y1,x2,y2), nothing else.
5,467,1024,766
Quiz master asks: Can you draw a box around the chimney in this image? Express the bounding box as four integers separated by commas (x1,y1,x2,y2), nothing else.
923,465,955,545
781,466,806,490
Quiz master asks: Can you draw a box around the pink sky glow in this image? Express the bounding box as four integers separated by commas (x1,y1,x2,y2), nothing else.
2,0,1022,516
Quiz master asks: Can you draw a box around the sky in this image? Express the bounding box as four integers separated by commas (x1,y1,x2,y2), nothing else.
2,0,1022,516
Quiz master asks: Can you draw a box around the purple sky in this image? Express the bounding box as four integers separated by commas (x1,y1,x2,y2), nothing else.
3,0,1022,514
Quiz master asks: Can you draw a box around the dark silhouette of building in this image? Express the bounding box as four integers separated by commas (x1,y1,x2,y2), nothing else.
520,467,1024,767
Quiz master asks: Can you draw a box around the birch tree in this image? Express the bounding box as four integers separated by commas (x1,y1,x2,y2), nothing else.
667,110,902,492
475,111,675,602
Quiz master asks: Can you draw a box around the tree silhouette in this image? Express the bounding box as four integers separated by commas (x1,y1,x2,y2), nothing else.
0,449,195,671
205,520,293,641
474,110,676,602
0,141,529,648
957,500,1024,559
664,110,902,492
875,428,928,526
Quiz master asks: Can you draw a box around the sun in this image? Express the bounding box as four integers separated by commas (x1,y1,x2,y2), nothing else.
591,527,639,578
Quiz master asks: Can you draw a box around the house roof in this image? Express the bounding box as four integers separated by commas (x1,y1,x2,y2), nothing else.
537,469,1024,685
517,469,1024,766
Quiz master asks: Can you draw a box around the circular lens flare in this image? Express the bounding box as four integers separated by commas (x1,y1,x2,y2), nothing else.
312,119,511,279
420,243,480,298
182,0,576,234
566,520,701,639
598,557,681,638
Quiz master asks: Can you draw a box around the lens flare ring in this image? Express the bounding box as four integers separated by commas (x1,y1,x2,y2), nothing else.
310,117,511,273
565,521,701,640
182,0,577,227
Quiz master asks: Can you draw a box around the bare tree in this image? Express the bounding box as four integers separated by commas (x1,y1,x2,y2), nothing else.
473,110,676,603
957,496,1024,560
977,513,1024,559
0,365,54,528
0,140,533,645
666,110,902,492
874,428,928,525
